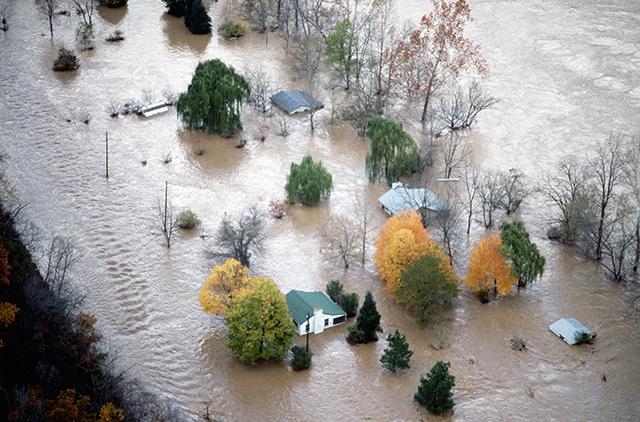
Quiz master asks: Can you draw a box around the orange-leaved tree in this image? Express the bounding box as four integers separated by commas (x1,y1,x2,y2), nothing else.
199,258,252,315
375,211,453,294
465,234,516,296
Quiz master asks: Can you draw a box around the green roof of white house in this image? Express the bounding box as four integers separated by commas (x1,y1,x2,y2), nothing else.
286,290,345,325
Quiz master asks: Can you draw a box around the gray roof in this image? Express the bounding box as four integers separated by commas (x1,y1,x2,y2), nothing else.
378,185,447,215
549,318,596,345
270,90,324,114
286,290,345,325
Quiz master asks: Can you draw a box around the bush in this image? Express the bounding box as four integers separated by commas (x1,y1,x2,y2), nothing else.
98,0,127,7
290,345,313,371
53,47,79,71
346,325,367,344
218,19,246,39
285,155,333,206
105,30,125,42
177,210,201,230
477,288,490,303
511,336,527,351
415,361,455,414
76,24,95,51
268,200,287,219
325,280,343,303
184,0,211,35
339,292,359,318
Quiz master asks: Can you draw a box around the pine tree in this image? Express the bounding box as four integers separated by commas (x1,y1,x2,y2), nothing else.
184,0,211,35
380,330,413,372
414,361,455,414
347,291,381,344
162,0,187,17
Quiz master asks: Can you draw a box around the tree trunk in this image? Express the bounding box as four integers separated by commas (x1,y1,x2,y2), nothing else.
49,16,53,38
420,77,434,122
634,221,639,273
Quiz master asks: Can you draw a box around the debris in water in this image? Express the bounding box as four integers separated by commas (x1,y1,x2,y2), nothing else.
511,336,527,351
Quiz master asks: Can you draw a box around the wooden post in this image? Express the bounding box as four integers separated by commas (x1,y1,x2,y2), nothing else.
105,131,109,178
305,312,310,351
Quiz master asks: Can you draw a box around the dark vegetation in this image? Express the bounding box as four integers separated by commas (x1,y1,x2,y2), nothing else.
0,202,176,421
98,0,127,7
218,19,245,39
184,0,211,35
414,361,455,414
290,345,312,371
52,47,79,72
346,292,381,344
325,280,359,318
285,155,333,206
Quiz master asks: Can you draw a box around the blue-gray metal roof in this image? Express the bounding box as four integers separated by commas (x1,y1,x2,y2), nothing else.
270,90,324,114
378,185,447,215
549,318,596,345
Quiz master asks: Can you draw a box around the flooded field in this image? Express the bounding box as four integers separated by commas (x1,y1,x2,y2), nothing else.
1,0,639,420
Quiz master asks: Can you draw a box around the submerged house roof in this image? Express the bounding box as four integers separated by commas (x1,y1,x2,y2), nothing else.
285,290,345,325
378,183,447,216
549,318,596,345
270,90,324,114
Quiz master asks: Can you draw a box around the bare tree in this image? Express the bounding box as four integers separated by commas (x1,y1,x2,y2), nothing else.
0,1,9,32
541,160,590,244
339,79,385,137
460,161,480,235
498,168,529,214
432,188,464,265
477,170,504,229
439,132,469,179
600,200,636,282
215,205,265,267
71,0,96,27
586,133,627,261
436,82,497,132
43,236,77,298
156,181,179,248
243,0,278,32
321,214,361,268
245,66,276,114
37,0,59,37
274,114,290,136
623,134,640,273
354,194,374,265
291,32,324,89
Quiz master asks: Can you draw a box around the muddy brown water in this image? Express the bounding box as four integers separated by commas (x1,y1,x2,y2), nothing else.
1,0,639,420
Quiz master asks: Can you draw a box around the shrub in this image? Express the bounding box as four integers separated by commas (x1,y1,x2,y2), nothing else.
285,155,333,206
184,0,212,35
339,292,359,318
477,288,490,303
177,210,201,230
105,29,125,42
415,361,455,414
574,331,595,345
290,345,313,371
53,47,79,71
346,325,366,344
98,0,128,7
510,336,527,351
218,19,246,39
325,280,343,303
268,200,287,219
76,24,95,51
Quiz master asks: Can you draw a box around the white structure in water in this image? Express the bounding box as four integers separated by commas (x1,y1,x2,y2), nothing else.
549,318,596,345
286,290,347,336
139,102,169,117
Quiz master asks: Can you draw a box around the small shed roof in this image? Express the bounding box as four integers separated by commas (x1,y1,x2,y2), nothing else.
286,290,345,325
378,184,447,215
549,318,596,345
271,90,324,114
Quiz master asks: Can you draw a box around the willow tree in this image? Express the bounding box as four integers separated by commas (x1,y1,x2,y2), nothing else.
177,59,250,136
285,155,333,206
365,117,418,185
500,220,545,289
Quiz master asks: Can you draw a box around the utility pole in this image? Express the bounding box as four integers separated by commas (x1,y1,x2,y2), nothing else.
105,131,109,178
305,312,311,351
164,180,168,235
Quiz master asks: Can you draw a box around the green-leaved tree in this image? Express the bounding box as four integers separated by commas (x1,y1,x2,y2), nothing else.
285,155,333,206
365,117,418,185
415,361,455,414
325,19,357,90
225,277,295,364
380,330,413,372
396,254,458,326
500,220,545,288
177,59,249,135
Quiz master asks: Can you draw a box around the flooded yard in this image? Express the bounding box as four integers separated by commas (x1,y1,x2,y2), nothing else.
0,0,639,420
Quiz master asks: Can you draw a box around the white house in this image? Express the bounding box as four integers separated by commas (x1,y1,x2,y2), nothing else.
286,290,347,336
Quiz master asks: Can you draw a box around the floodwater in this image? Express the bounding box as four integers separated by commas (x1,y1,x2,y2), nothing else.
1,0,639,420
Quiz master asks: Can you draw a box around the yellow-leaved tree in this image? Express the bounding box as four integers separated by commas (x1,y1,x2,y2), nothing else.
465,234,516,296
374,211,453,294
199,258,252,315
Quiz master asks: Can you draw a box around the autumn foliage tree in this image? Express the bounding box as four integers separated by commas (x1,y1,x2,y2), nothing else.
393,0,487,121
465,234,516,300
199,258,251,315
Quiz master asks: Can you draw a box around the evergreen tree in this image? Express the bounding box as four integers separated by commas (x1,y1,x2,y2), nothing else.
177,59,249,135
414,361,455,414
285,155,333,206
339,292,359,318
184,0,212,35
347,291,381,344
500,220,545,288
290,345,313,371
162,0,187,17
325,280,344,303
365,117,418,185
98,0,127,7
380,330,413,372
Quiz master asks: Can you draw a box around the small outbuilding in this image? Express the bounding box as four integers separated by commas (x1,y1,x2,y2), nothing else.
270,90,324,115
286,290,347,336
378,182,447,217
549,318,597,345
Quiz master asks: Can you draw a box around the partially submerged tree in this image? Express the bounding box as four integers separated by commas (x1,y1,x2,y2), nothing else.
623,135,640,273
477,170,504,228
285,155,333,206
465,234,516,300
365,117,418,185
215,206,265,267
199,259,251,315
162,0,187,17
325,19,357,90
53,46,79,72
460,161,480,235
226,277,295,364
177,59,250,135
415,361,455,414
392,0,487,121
156,182,179,248
321,214,362,268
184,0,212,35
71,0,97,27
37,0,59,38
498,168,529,215
600,199,636,282
500,220,545,289
380,330,413,372
245,66,275,114
325,280,344,303
439,132,469,179
346,291,381,344
98,0,127,7
436,81,497,131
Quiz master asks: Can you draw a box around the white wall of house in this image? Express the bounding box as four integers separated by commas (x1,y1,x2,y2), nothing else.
295,307,346,336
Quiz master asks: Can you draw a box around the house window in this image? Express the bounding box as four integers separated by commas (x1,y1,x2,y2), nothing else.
324,318,329,327
333,315,346,324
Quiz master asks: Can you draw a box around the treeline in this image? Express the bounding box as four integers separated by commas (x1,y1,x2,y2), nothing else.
0,202,177,421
